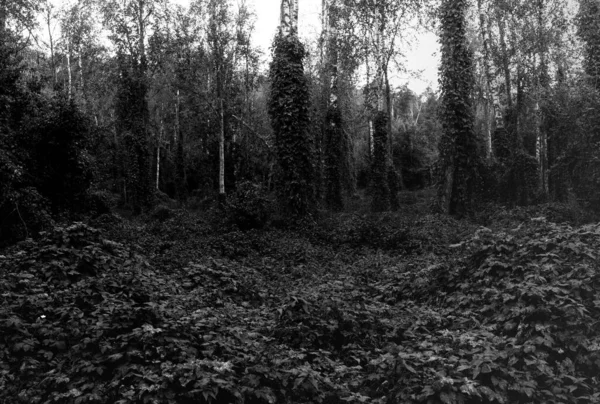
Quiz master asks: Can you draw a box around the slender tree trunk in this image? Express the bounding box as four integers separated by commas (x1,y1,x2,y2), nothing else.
156,117,164,190
219,96,225,197
497,14,512,112
478,0,493,158
78,50,85,102
536,0,548,197
210,0,227,201
66,40,72,101
0,0,6,32
175,89,180,146
46,4,57,87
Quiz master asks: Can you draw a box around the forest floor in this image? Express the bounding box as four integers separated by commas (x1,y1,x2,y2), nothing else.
2,189,600,404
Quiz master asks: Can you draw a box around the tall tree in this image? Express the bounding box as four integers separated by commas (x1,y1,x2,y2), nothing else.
578,0,600,88
437,0,478,216
102,0,157,213
207,0,229,203
323,0,344,210
269,0,314,216
348,0,428,210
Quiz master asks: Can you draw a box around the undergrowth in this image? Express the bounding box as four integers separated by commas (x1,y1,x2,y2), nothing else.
1,202,600,403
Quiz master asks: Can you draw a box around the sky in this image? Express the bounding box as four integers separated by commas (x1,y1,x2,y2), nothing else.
178,0,440,94
47,0,439,94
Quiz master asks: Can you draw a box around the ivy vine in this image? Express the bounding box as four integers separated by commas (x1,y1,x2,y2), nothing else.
578,0,600,87
268,34,314,217
324,105,344,211
371,111,390,212
115,56,153,214
437,0,479,217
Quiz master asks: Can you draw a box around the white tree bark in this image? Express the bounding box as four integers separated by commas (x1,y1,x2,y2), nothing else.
280,0,298,37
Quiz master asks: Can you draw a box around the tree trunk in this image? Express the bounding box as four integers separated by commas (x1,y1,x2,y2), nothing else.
536,0,549,197
219,97,225,197
46,4,57,87
478,0,493,158
156,144,161,190
78,51,85,102
497,13,512,112
280,0,291,36
323,0,343,210
0,0,6,32
66,40,72,101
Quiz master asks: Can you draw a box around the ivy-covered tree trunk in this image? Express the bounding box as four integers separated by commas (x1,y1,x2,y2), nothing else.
579,0,600,88
115,55,152,215
371,111,390,212
370,3,399,212
323,0,343,211
268,28,314,216
437,0,478,217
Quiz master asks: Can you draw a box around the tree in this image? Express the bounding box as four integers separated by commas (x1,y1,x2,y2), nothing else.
323,0,343,210
346,0,430,211
102,0,157,213
437,0,478,216
578,0,600,88
268,0,314,216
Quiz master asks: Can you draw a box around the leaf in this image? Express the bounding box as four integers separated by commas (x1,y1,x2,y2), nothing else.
440,391,454,404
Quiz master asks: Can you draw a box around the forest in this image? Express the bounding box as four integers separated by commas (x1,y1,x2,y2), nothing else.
2,0,600,402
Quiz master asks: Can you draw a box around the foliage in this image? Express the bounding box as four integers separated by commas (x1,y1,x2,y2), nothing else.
0,55,92,246
437,0,479,217
115,55,153,214
225,181,273,230
393,87,440,191
387,218,600,403
20,97,94,214
3,198,600,403
268,34,314,217
324,105,344,211
577,0,600,86
370,111,390,212
543,80,600,212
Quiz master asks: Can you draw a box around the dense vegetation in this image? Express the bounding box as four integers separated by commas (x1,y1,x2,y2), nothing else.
2,195,600,403
2,0,600,402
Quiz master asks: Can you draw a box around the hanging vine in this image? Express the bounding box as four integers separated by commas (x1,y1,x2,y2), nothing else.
268,33,314,216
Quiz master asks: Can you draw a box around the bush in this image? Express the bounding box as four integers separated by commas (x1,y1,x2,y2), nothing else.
226,182,273,230
151,204,176,222
0,186,53,247
86,190,117,217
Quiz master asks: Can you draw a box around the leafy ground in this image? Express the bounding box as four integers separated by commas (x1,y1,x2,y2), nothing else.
2,193,600,403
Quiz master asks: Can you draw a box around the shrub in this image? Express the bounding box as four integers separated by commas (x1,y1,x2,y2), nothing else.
226,181,273,230
151,204,175,222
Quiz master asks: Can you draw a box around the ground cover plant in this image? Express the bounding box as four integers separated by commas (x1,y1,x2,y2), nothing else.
2,197,600,404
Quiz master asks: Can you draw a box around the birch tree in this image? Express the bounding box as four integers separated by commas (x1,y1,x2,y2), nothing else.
102,0,157,213
437,0,478,216
269,0,314,216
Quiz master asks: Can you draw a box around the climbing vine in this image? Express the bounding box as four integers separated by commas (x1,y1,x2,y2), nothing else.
578,0,600,87
115,56,153,214
268,34,314,216
371,111,390,212
324,105,344,211
437,0,479,217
